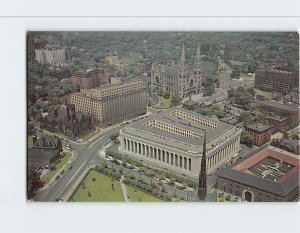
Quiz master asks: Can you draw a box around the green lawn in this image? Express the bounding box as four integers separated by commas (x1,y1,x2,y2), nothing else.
41,152,72,184
158,96,171,109
126,185,163,202
81,130,98,141
71,170,124,202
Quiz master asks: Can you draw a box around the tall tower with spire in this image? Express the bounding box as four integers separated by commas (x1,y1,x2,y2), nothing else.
194,43,201,72
193,43,202,95
198,130,207,201
179,43,187,75
178,44,188,98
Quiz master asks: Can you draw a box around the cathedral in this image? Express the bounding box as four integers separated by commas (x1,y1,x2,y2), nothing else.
151,44,202,99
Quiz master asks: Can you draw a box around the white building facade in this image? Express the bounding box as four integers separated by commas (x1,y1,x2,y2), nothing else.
119,107,241,180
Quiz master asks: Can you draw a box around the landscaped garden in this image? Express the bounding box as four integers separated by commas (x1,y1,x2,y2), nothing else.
71,170,124,202
41,152,72,184
126,185,163,202
157,96,172,109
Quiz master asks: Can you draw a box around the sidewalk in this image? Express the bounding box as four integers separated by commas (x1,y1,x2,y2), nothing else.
120,175,130,202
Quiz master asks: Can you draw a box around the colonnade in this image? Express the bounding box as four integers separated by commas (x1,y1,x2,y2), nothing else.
121,136,240,173
122,138,192,172
207,137,240,169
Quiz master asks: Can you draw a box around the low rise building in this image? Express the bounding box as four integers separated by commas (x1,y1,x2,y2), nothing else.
251,100,299,129
245,123,273,146
28,148,61,168
41,104,94,139
215,145,299,202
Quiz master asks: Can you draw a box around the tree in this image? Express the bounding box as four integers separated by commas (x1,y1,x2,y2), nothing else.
254,113,267,123
273,92,282,101
171,93,181,106
157,88,163,96
230,67,240,79
27,168,44,199
110,132,119,143
240,132,255,147
163,91,170,99
239,111,253,125
291,134,299,140
270,138,281,148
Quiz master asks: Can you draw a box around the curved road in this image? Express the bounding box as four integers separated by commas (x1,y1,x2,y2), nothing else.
33,126,123,202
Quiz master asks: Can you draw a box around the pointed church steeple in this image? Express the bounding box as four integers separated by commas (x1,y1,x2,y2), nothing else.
194,43,201,72
179,43,187,75
198,130,207,201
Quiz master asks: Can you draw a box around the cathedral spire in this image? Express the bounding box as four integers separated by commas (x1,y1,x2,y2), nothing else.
180,43,186,62
179,43,187,75
194,43,201,71
198,130,207,201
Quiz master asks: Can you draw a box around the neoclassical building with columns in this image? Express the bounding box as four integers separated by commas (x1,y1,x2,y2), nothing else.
119,107,241,180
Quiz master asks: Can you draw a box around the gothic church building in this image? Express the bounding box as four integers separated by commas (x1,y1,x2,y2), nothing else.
151,44,202,99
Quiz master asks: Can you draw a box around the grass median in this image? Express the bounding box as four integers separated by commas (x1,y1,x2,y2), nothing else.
41,152,72,184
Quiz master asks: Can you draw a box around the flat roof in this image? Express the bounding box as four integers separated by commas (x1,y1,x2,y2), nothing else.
254,100,299,112
217,145,299,197
122,106,237,152
246,122,272,132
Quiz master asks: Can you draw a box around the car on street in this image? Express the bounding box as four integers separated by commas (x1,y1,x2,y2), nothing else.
60,170,65,175
69,160,73,165
55,175,60,180
68,166,73,171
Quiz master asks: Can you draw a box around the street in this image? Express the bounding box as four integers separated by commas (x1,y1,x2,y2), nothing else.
33,125,124,202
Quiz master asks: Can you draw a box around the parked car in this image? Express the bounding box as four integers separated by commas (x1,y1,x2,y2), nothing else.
68,166,73,171
55,175,60,180
60,170,65,175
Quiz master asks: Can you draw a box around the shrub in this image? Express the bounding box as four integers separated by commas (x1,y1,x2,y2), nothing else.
165,194,172,201
88,191,91,197
92,177,96,181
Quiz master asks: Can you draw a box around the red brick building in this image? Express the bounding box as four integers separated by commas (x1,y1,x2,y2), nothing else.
251,100,299,129
68,68,109,89
245,123,273,146
255,67,299,94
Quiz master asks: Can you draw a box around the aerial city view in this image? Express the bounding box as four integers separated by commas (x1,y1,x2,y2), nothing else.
27,32,299,202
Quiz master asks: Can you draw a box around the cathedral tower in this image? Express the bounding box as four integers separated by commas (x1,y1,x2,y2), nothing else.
178,44,188,98
193,43,202,95
198,130,207,201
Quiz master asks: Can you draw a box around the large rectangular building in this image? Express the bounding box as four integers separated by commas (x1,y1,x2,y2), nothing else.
119,107,241,180
255,67,299,94
35,45,66,65
215,145,299,202
70,80,147,126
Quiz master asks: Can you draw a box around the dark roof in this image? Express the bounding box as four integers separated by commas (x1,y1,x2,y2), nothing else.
246,122,272,132
217,145,299,197
33,133,59,149
254,100,299,112
164,65,178,76
28,148,60,161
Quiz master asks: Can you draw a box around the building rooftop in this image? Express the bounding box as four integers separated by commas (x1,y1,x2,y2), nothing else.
253,100,299,112
217,145,299,197
246,122,272,132
122,106,238,153
28,148,60,162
